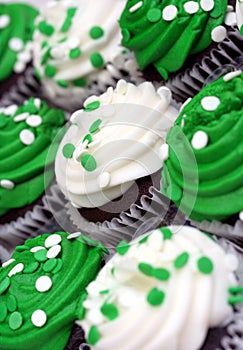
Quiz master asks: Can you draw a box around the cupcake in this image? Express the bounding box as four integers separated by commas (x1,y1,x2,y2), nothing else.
119,0,243,101
79,225,243,350
32,0,129,111
0,231,107,350
0,2,39,101
54,79,178,239
161,70,243,233
0,98,65,251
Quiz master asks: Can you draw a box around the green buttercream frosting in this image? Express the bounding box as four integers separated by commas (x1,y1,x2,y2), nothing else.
0,3,39,81
119,0,227,79
0,98,65,216
161,72,243,221
0,231,104,350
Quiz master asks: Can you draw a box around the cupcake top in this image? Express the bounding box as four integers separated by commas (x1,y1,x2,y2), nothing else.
55,80,178,208
0,98,65,216
80,225,240,350
119,0,232,79
161,70,243,222
0,2,39,81
0,231,107,350
236,0,243,34
33,0,126,98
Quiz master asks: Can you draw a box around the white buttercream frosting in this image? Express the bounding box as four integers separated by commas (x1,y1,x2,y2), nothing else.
236,0,243,32
55,80,178,208
33,0,126,101
80,226,238,350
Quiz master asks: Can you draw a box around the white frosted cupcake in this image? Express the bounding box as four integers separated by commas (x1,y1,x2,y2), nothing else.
54,80,178,242
33,0,128,111
78,225,243,350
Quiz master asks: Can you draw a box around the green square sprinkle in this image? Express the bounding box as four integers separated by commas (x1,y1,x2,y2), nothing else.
159,227,172,240
147,288,165,307
197,257,214,275
153,268,170,281
88,325,100,345
72,78,87,87
89,119,102,134
57,80,69,88
100,303,119,320
62,143,75,158
174,252,189,269
69,48,81,59
38,21,54,37
138,263,153,277
45,65,56,78
90,52,104,68
89,26,104,40
84,101,100,112
116,240,130,255
81,154,97,172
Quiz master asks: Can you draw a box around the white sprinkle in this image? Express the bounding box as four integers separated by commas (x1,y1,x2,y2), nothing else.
211,25,227,42
9,38,24,52
34,98,41,110
47,244,61,259
0,179,15,190
191,130,208,150
181,119,185,127
162,5,178,21
201,96,220,111
0,15,10,29
14,61,26,74
117,79,128,95
18,50,32,63
8,263,24,277
19,129,35,145
14,112,30,122
87,140,100,148
226,5,234,12
239,211,243,221
2,259,15,268
224,254,239,271
26,115,42,127
223,70,242,82
200,0,214,12
129,1,143,13
51,47,65,59
35,276,52,292
98,172,111,189
224,11,237,26
4,105,18,116
159,143,169,161
86,309,104,325
67,232,81,240
184,1,199,14
31,310,47,327
30,246,45,253
67,37,80,49
44,234,62,248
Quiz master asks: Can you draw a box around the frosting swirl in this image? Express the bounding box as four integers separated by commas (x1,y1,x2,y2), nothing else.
0,231,106,350
33,0,126,99
80,226,238,350
0,98,65,216
161,71,243,221
0,3,38,81
55,80,178,208
119,0,228,79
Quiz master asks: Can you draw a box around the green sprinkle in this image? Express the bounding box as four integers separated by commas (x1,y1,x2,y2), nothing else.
7,295,17,313
147,8,162,23
52,259,63,274
43,258,58,273
15,245,29,252
88,325,100,345
0,115,7,129
228,286,243,294
58,37,68,43
23,262,39,274
159,227,172,240
62,143,75,158
34,249,47,263
139,235,149,244
174,252,189,269
83,134,93,144
116,240,130,255
69,48,81,59
57,80,69,88
101,303,119,320
89,26,104,39
99,289,109,295
45,65,56,78
90,52,104,68
24,103,38,115
89,119,102,134
122,28,131,43
61,18,72,32
34,68,42,81
0,277,10,295
84,101,100,112
41,41,48,49
197,257,214,275
38,21,55,36
138,263,153,277
240,25,243,36
228,295,243,305
81,154,97,172
147,288,165,307
0,303,8,322
9,312,23,330
202,232,216,241
153,268,170,281
111,267,115,276
73,78,87,87
67,7,77,17
41,47,51,65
